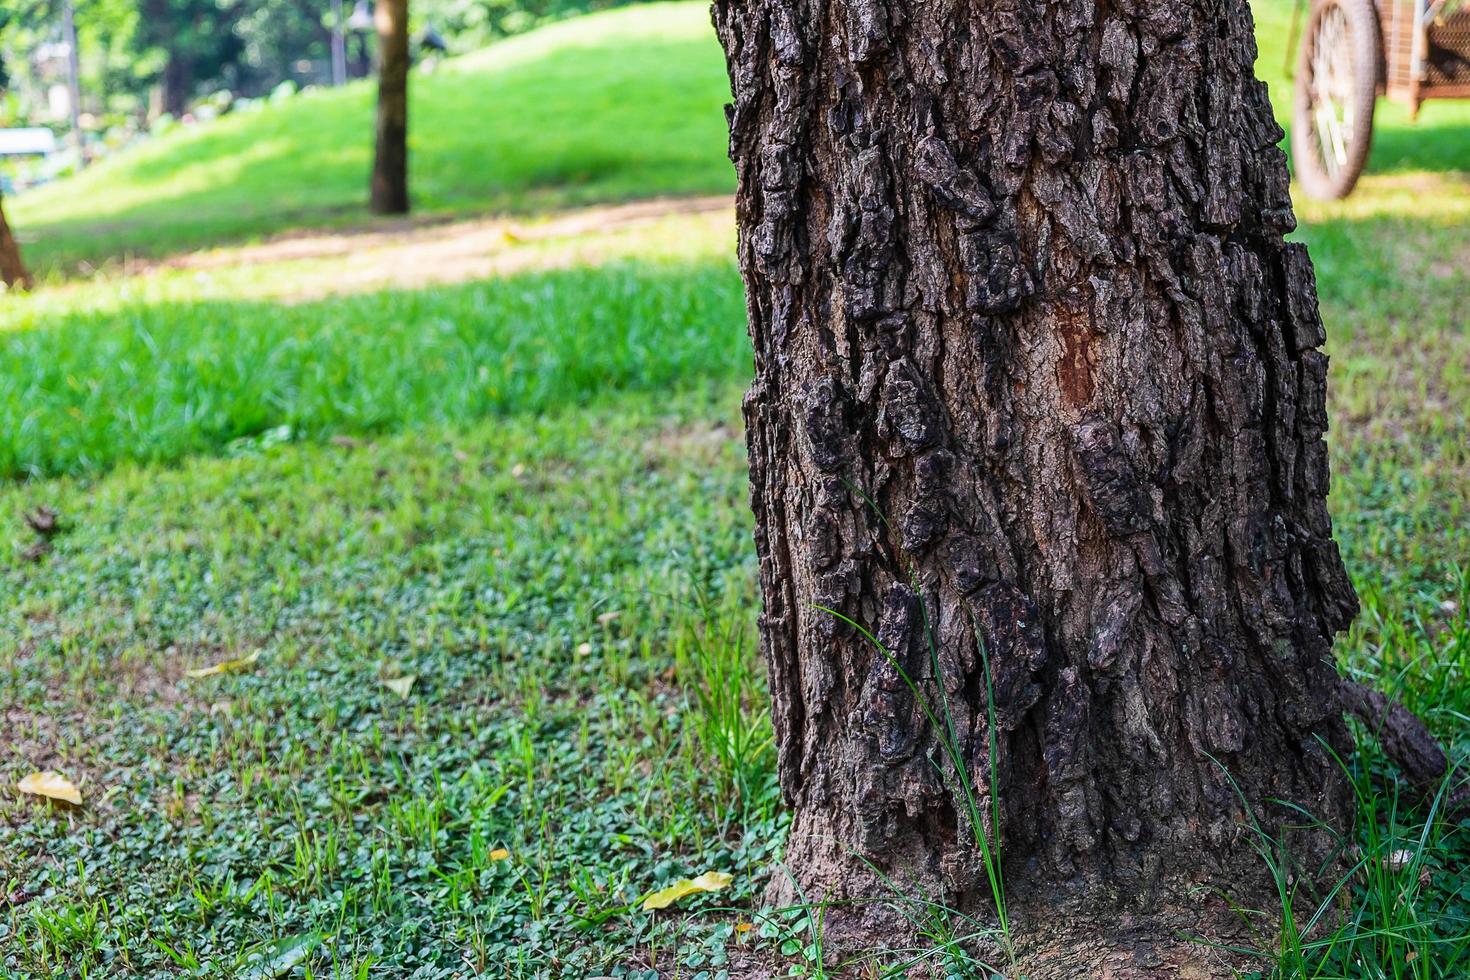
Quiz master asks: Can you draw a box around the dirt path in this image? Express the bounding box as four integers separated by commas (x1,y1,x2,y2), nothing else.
167,194,735,300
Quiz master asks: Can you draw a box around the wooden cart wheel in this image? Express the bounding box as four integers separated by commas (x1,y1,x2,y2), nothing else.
1292,0,1380,200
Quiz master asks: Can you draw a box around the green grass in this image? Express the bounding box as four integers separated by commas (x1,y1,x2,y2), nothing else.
1,385,783,978
0,231,747,479
7,1,734,276
0,1,1467,976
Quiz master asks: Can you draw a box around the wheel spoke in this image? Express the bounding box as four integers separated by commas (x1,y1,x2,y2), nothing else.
1305,4,1358,178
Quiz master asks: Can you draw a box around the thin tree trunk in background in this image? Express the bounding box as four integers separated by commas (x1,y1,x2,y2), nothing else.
370,0,410,215
62,0,86,164
161,55,191,119
713,0,1358,971
0,194,33,291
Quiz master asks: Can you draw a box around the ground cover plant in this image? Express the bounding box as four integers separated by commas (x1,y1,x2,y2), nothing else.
1,1,1468,976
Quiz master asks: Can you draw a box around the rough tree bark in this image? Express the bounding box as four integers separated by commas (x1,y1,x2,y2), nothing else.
370,0,410,215
713,0,1372,972
0,193,32,291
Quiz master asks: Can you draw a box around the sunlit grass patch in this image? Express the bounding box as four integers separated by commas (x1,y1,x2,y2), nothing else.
0,219,746,479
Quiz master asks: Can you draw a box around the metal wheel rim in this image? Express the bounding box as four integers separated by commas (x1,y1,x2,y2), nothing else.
1308,4,1356,180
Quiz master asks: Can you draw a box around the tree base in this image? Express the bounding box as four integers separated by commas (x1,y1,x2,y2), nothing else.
731,924,1251,980
770,905,1259,979
1007,909,1257,980
765,844,1276,979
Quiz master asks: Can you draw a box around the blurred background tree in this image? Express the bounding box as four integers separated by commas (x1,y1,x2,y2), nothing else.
0,0,651,130
135,0,247,117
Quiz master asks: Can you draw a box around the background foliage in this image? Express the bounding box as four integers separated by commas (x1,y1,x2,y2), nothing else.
0,0,658,129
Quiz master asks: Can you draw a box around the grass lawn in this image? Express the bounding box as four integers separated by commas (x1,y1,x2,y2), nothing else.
0,209,746,480
1,1,1468,977
3,383,776,978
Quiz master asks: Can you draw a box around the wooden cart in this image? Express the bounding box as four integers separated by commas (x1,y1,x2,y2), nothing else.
1293,0,1470,198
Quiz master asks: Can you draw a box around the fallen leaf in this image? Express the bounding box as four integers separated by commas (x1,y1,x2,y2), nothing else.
17,771,82,806
641,870,733,911
382,675,417,699
690,870,732,890
21,539,50,563
184,649,261,679
735,921,753,934
490,847,510,861
597,611,620,626
577,642,593,655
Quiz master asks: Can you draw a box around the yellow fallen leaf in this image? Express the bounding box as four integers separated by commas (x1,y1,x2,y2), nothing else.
17,771,82,806
640,870,733,911
184,649,261,679
690,870,732,891
489,847,510,861
382,675,417,699
735,921,753,934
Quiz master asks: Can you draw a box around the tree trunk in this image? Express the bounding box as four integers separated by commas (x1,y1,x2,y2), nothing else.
370,0,410,215
713,0,1359,972
0,194,32,291
161,55,192,118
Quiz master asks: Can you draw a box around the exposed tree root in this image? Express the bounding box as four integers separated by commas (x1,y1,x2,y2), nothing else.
1338,678,1469,816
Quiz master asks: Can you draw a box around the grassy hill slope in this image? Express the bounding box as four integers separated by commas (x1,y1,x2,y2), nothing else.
10,2,735,275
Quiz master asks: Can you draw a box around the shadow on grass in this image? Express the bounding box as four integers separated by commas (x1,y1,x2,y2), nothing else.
0,255,750,480
1276,115,1470,181
1364,116,1470,176
8,192,1460,481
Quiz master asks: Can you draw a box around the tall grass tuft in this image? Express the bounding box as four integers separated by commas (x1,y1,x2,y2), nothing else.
675,573,777,828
